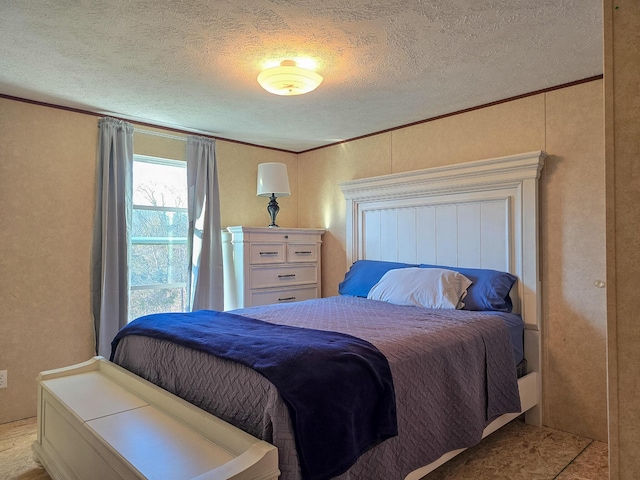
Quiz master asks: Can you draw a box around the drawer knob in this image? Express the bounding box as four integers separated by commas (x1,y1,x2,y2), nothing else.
278,274,296,278
259,251,279,255
279,296,296,301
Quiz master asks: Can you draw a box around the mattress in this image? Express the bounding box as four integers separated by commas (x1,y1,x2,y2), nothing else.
482,310,525,365
112,296,521,480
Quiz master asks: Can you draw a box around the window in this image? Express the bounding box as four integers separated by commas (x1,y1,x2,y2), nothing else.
130,155,188,321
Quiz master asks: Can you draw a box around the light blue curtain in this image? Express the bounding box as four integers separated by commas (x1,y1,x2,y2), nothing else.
91,117,133,357
186,136,224,311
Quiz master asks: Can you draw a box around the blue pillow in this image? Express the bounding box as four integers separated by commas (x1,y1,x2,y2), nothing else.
339,260,418,297
419,264,517,312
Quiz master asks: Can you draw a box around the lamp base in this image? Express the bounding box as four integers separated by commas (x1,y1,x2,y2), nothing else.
267,194,280,227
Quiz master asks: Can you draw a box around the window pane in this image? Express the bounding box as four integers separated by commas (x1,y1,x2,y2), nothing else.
133,160,187,208
130,287,187,321
130,157,189,322
132,209,188,239
130,244,188,286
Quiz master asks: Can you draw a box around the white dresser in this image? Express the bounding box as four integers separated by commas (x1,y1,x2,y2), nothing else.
223,226,324,310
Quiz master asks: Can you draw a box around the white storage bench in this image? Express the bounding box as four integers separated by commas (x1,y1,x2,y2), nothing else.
32,357,279,480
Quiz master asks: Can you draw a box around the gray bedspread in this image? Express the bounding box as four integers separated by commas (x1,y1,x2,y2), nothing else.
112,296,521,480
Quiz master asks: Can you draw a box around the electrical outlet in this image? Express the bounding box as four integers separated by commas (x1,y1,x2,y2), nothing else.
0,370,7,389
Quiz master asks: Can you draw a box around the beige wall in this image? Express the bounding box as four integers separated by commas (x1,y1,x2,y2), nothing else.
0,99,295,424
296,133,392,292
216,141,297,229
605,1,640,478
0,99,97,424
0,79,608,444
298,80,607,442
543,82,607,440
134,128,188,161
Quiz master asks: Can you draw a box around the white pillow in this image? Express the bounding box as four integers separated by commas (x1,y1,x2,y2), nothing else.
367,267,472,309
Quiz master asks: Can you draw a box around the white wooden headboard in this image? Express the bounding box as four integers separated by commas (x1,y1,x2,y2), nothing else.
340,151,545,329
340,151,546,425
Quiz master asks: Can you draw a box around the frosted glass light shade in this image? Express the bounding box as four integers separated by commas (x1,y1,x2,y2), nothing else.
257,60,323,96
257,163,291,197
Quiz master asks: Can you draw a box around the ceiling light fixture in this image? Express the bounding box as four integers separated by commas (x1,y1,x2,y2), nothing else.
257,60,323,96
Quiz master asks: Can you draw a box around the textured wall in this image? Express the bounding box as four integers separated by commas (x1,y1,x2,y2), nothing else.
543,81,607,441
0,99,295,424
134,128,187,161
298,80,607,442
216,141,297,229
0,99,97,424
0,81,608,444
604,1,640,478
296,134,392,296
391,94,545,170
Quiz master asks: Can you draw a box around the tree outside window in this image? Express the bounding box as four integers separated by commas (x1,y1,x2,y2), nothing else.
130,155,188,321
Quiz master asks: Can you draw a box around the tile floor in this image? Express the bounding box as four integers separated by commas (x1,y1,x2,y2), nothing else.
0,416,608,480
424,420,608,479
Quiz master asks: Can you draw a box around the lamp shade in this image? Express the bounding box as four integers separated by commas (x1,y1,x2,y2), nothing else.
257,163,291,198
257,60,323,96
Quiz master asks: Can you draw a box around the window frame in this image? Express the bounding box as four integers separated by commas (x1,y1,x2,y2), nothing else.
130,154,189,320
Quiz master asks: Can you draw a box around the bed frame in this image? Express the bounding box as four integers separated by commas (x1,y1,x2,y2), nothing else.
33,151,545,480
340,150,546,478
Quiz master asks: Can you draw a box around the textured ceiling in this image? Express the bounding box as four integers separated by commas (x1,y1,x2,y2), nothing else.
0,0,602,152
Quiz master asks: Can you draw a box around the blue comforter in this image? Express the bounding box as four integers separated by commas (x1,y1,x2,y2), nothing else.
110,310,397,480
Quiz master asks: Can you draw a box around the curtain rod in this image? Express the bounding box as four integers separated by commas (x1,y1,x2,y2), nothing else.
134,128,187,142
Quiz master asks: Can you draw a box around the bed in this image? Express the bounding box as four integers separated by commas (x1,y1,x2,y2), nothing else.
36,150,546,480
337,150,545,478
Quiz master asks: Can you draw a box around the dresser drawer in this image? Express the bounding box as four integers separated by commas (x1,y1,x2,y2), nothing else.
242,231,321,244
250,265,318,289
286,243,318,263
250,243,285,264
250,286,319,306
